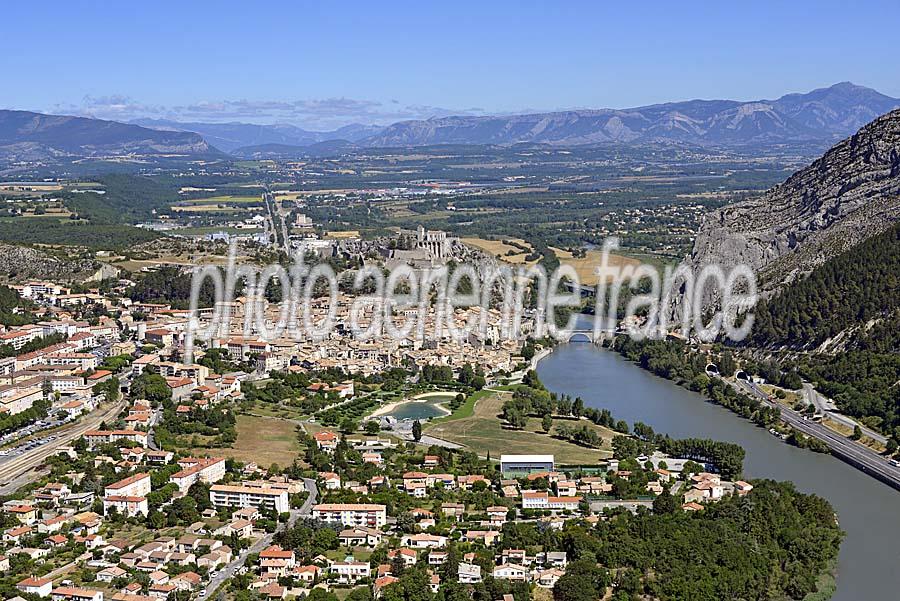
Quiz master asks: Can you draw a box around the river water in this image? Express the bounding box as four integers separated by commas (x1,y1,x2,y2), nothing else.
537,341,900,601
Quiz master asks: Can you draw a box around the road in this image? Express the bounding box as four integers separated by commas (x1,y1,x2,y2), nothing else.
0,398,127,495
199,477,318,600
733,379,900,490
263,190,290,256
801,383,887,444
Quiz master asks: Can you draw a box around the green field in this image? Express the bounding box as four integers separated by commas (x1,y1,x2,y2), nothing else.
426,390,614,463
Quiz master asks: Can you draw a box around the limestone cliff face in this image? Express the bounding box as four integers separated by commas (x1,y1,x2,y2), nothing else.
688,108,900,300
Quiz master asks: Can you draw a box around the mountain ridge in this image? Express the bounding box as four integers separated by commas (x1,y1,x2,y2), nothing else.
362,83,900,148
685,107,900,306
130,118,383,153
0,110,215,160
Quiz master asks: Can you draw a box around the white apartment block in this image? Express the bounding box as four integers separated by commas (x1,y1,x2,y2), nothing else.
312,503,387,528
170,457,226,493
209,484,289,514
104,473,151,498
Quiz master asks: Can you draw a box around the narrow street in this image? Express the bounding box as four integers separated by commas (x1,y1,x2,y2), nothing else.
200,477,318,599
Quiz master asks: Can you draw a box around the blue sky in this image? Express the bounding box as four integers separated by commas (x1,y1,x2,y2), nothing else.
2,1,898,129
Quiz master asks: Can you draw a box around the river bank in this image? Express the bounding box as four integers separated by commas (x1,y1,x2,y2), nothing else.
536,342,900,601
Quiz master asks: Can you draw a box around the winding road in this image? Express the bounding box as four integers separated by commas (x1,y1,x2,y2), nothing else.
199,477,319,599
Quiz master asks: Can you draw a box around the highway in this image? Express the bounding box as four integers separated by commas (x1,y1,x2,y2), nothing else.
262,190,290,256
0,398,128,495
801,383,887,444
733,378,900,491
200,477,318,599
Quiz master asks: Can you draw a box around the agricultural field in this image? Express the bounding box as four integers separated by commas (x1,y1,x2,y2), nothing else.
461,237,536,264
552,247,642,286
188,414,303,467
426,389,614,464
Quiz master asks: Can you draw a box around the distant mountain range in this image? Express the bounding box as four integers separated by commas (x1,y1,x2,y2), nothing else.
0,110,213,161
2,83,899,164
130,118,384,153
363,83,900,148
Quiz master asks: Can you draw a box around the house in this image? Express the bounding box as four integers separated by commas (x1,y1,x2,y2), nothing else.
170,572,201,591
293,565,321,584
401,533,447,549
51,587,104,601
440,503,465,520
536,568,565,588
462,530,501,546
458,563,482,584
5,525,33,543
735,481,754,495
148,584,175,599
318,471,341,490
312,431,338,452
218,519,253,538
544,551,568,568
457,474,489,490
339,526,383,547
259,545,296,568
330,561,371,584
374,576,399,598
97,566,127,582
17,577,53,598
45,534,68,548
387,548,418,566
7,504,37,523
493,563,530,582
486,505,509,525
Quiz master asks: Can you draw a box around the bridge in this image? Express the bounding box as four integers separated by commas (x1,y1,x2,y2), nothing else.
564,329,613,344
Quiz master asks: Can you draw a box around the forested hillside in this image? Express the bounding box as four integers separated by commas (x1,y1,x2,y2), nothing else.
752,221,900,350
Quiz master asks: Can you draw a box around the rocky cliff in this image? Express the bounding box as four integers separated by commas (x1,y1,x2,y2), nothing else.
0,244,101,282
687,108,900,300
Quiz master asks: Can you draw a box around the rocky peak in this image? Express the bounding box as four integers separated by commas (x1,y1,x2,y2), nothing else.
687,108,900,300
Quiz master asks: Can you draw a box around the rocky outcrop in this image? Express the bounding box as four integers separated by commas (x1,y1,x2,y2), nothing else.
686,108,900,302
0,244,101,282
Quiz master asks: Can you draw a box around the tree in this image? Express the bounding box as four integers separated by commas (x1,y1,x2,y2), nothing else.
345,589,373,601
851,425,863,440
542,413,553,433
886,438,898,455
412,419,422,442
553,559,610,601
365,420,381,435
131,371,171,404
652,488,679,514
719,351,737,378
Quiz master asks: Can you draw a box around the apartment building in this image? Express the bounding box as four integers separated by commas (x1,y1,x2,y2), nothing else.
169,457,226,493
209,484,289,514
311,503,387,528
105,473,151,498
